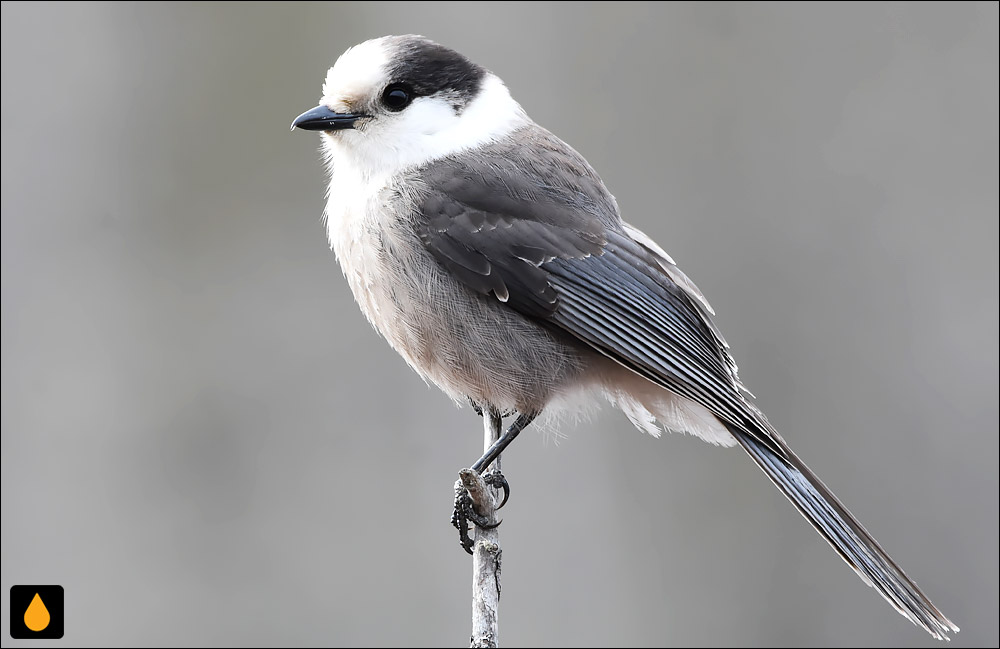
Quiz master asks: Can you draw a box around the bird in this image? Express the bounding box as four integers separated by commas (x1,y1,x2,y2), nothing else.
292,34,958,640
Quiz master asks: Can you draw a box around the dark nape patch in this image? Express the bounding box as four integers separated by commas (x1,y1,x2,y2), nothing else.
385,36,486,111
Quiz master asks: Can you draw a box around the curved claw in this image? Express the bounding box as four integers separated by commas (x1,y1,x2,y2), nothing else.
478,518,502,530
483,471,510,510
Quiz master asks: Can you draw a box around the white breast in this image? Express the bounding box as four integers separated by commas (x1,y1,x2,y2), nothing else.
323,161,393,331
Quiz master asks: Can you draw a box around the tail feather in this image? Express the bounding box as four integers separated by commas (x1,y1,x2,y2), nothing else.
731,425,959,641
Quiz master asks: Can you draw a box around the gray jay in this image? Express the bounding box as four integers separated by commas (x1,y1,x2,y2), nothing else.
292,35,957,640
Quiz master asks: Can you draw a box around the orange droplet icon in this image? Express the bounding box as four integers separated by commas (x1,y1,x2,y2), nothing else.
24,592,51,632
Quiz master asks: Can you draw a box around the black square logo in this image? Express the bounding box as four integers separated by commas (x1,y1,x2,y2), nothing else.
9,585,64,639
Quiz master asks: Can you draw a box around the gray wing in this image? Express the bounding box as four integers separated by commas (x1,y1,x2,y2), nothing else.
416,129,775,451
414,129,958,640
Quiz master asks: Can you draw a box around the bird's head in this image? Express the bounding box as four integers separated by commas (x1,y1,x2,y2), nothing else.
293,35,526,176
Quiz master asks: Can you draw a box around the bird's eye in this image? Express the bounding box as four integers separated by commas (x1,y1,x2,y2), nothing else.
381,84,413,111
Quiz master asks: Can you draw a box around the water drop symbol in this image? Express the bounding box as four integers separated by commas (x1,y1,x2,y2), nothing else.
24,592,50,632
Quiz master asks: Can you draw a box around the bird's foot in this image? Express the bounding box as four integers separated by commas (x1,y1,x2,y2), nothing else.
451,471,509,554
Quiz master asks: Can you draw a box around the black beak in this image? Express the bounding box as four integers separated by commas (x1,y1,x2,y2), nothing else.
291,105,367,132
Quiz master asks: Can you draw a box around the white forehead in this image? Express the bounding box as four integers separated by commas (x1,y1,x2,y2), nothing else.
321,38,391,109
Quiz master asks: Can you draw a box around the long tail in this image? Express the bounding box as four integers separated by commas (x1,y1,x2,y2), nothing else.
730,425,959,640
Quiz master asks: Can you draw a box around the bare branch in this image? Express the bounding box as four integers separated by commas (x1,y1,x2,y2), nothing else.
468,410,503,648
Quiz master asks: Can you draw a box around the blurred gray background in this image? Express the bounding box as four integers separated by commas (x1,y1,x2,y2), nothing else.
2,2,997,647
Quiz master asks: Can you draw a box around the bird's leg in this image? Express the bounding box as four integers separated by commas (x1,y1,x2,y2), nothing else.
452,409,537,553
473,411,535,510
470,411,536,474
